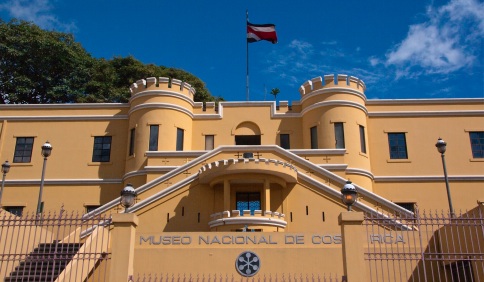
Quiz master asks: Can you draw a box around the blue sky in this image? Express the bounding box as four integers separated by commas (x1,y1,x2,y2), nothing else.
1,0,483,102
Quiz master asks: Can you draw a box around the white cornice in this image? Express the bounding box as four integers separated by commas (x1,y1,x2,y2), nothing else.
128,103,194,118
289,149,346,155
346,168,374,179
129,90,195,106
374,175,484,182
366,98,484,105
301,87,367,104
301,100,368,116
0,115,128,121
208,217,287,228
0,103,128,109
4,179,122,185
368,110,484,117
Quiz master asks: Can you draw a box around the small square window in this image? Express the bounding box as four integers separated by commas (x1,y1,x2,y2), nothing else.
5,206,24,217
469,132,484,158
388,133,408,159
13,137,34,163
92,136,112,162
85,205,100,213
395,202,415,213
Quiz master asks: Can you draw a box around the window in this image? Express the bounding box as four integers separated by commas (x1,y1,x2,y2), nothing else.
280,134,290,149
359,125,367,153
205,135,214,150
310,126,318,149
395,202,415,213
449,260,474,282
13,137,34,163
469,131,484,158
129,128,135,156
236,192,261,215
92,136,112,162
176,128,184,151
85,205,100,213
149,125,159,151
334,122,345,149
388,133,408,159
5,206,24,217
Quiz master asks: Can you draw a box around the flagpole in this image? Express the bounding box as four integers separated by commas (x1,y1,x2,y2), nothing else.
246,9,249,101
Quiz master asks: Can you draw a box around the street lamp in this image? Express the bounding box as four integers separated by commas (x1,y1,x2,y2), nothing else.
341,180,358,211
0,161,11,208
36,141,52,214
120,183,136,213
435,138,455,217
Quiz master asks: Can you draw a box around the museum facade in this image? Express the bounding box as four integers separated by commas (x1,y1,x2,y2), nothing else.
0,74,483,281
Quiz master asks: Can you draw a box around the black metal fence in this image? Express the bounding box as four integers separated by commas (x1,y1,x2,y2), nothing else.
0,208,111,281
364,206,484,281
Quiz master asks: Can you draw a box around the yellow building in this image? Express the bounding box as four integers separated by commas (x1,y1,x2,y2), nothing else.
0,74,483,281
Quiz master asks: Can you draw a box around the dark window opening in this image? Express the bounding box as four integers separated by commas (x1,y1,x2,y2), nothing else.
92,136,112,162
176,128,184,151
235,135,261,145
306,205,309,215
85,205,100,213
334,122,345,149
449,260,474,282
388,133,408,159
470,131,484,158
359,125,367,154
396,202,415,213
129,128,135,156
310,126,318,149
236,192,261,215
280,134,290,149
5,206,24,217
14,137,34,163
149,125,159,151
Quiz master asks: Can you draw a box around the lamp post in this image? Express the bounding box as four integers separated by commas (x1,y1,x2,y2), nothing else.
435,138,455,218
120,183,136,213
36,141,52,214
0,161,11,208
341,180,358,211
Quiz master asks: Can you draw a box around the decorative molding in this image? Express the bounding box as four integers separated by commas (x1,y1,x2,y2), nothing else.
345,168,374,179
366,98,484,105
4,179,122,185
374,175,484,182
0,115,128,121
369,110,484,117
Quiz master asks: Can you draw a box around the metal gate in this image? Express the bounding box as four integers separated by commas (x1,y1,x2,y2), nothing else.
364,206,484,281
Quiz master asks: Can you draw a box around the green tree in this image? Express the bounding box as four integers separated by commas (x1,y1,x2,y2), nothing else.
0,19,94,104
0,19,222,104
270,88,280,101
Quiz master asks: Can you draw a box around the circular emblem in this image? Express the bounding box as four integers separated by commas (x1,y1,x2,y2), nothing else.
235,251,260,277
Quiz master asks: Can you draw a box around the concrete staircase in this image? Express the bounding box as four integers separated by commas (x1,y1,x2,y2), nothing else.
5,242,82,282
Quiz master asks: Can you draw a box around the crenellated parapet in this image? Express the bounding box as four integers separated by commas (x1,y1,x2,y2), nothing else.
129,77,196,100
299,74,366,96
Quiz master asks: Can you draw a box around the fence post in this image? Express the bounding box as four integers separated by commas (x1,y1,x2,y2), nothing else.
109,213,139,282
339,211,366,282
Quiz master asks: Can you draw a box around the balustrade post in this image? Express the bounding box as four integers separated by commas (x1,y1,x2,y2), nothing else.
109,213,139,282
338,212,366,282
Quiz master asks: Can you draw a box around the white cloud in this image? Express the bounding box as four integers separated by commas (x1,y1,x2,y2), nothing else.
0,0,76,32
385,0,483,76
